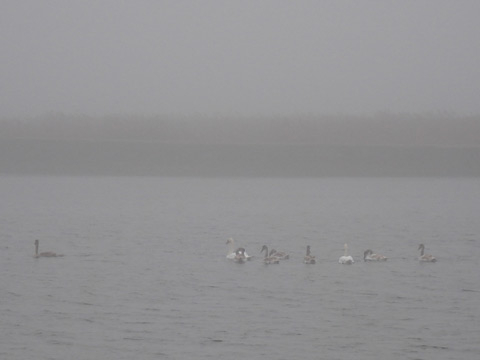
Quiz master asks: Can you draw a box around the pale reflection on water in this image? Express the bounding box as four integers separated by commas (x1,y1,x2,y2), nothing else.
1,176,479,360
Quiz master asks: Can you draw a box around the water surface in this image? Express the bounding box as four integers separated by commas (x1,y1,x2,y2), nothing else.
1,176,479,359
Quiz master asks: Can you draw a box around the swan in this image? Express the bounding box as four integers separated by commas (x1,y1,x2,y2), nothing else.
363,249,388,261
226,238,251,260
261,245,279,264
339,244,354,264
418,244,436,262
304,245,316,264
269,248,289,260
34,239,63,258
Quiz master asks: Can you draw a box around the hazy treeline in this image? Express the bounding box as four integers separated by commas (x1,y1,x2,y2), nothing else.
2,138,479,177
1,113,479,176
2,113,480,147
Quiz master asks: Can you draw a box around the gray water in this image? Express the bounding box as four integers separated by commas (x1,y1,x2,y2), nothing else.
1,176,479,360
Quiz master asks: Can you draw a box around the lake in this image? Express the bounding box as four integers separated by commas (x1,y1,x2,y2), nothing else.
1,176,479,359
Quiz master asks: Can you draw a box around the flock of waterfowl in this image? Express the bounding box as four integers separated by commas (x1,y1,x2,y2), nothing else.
32,238,437,264
225,238,437,264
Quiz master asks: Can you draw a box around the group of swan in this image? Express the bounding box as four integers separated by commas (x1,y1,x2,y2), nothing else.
33,239,63,258
228,239,314,265
339,244,437,264
32,238,437,265
227,239,437,265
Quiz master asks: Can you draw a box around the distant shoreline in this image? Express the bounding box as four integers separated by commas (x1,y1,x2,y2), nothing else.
1,138,479,177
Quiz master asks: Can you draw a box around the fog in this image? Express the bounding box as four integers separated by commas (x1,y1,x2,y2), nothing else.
2,113,480,147
2,1,480,117
2,1,480,177
1,114,479,177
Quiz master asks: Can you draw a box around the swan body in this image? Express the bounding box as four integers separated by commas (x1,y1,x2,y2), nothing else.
303,245,316,264
261,245,280,264
34,239,63,258
418,244,436,262
269,249,289,260
363,249,388,261
226,238,251,260
233,248,247,263
339,244,354,264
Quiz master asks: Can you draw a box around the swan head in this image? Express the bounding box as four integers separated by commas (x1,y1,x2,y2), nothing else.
418,244,425,251
35,239,39,246
260,245,268,254
364,249,373,256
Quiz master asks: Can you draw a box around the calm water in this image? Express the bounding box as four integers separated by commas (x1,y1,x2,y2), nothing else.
1,176,479,360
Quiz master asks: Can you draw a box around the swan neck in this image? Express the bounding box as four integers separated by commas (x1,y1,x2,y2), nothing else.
262,246,268,259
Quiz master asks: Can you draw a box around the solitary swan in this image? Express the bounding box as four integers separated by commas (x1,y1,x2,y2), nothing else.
261,245,279,264
304,245,316,264
363,249,388,261
339,244,354,264
226,238,251,260
418,244,436,262
269,248,289,260
34,239,63,258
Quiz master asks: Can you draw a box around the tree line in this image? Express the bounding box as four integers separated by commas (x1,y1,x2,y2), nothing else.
1,112,479,147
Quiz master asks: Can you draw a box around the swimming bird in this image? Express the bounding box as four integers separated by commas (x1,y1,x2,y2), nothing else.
303,245,316,264
339,244,354,264
418,244,436,262
363,249,388,261
34,239,63,258
226,238,251,260
261,245,280,264
269,248,289,260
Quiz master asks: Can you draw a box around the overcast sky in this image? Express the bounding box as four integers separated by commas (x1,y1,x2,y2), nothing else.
2,0,480,118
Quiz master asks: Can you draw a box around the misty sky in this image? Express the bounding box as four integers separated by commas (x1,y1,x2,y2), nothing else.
2,0,480,118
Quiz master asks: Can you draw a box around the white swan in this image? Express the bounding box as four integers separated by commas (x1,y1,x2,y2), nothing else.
363,249,388,261
304,245,316,264
34,239,63,258
339,244,354,264
269,248,289,260
418,244,436,262
226,238,251,260
261,245,279,264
